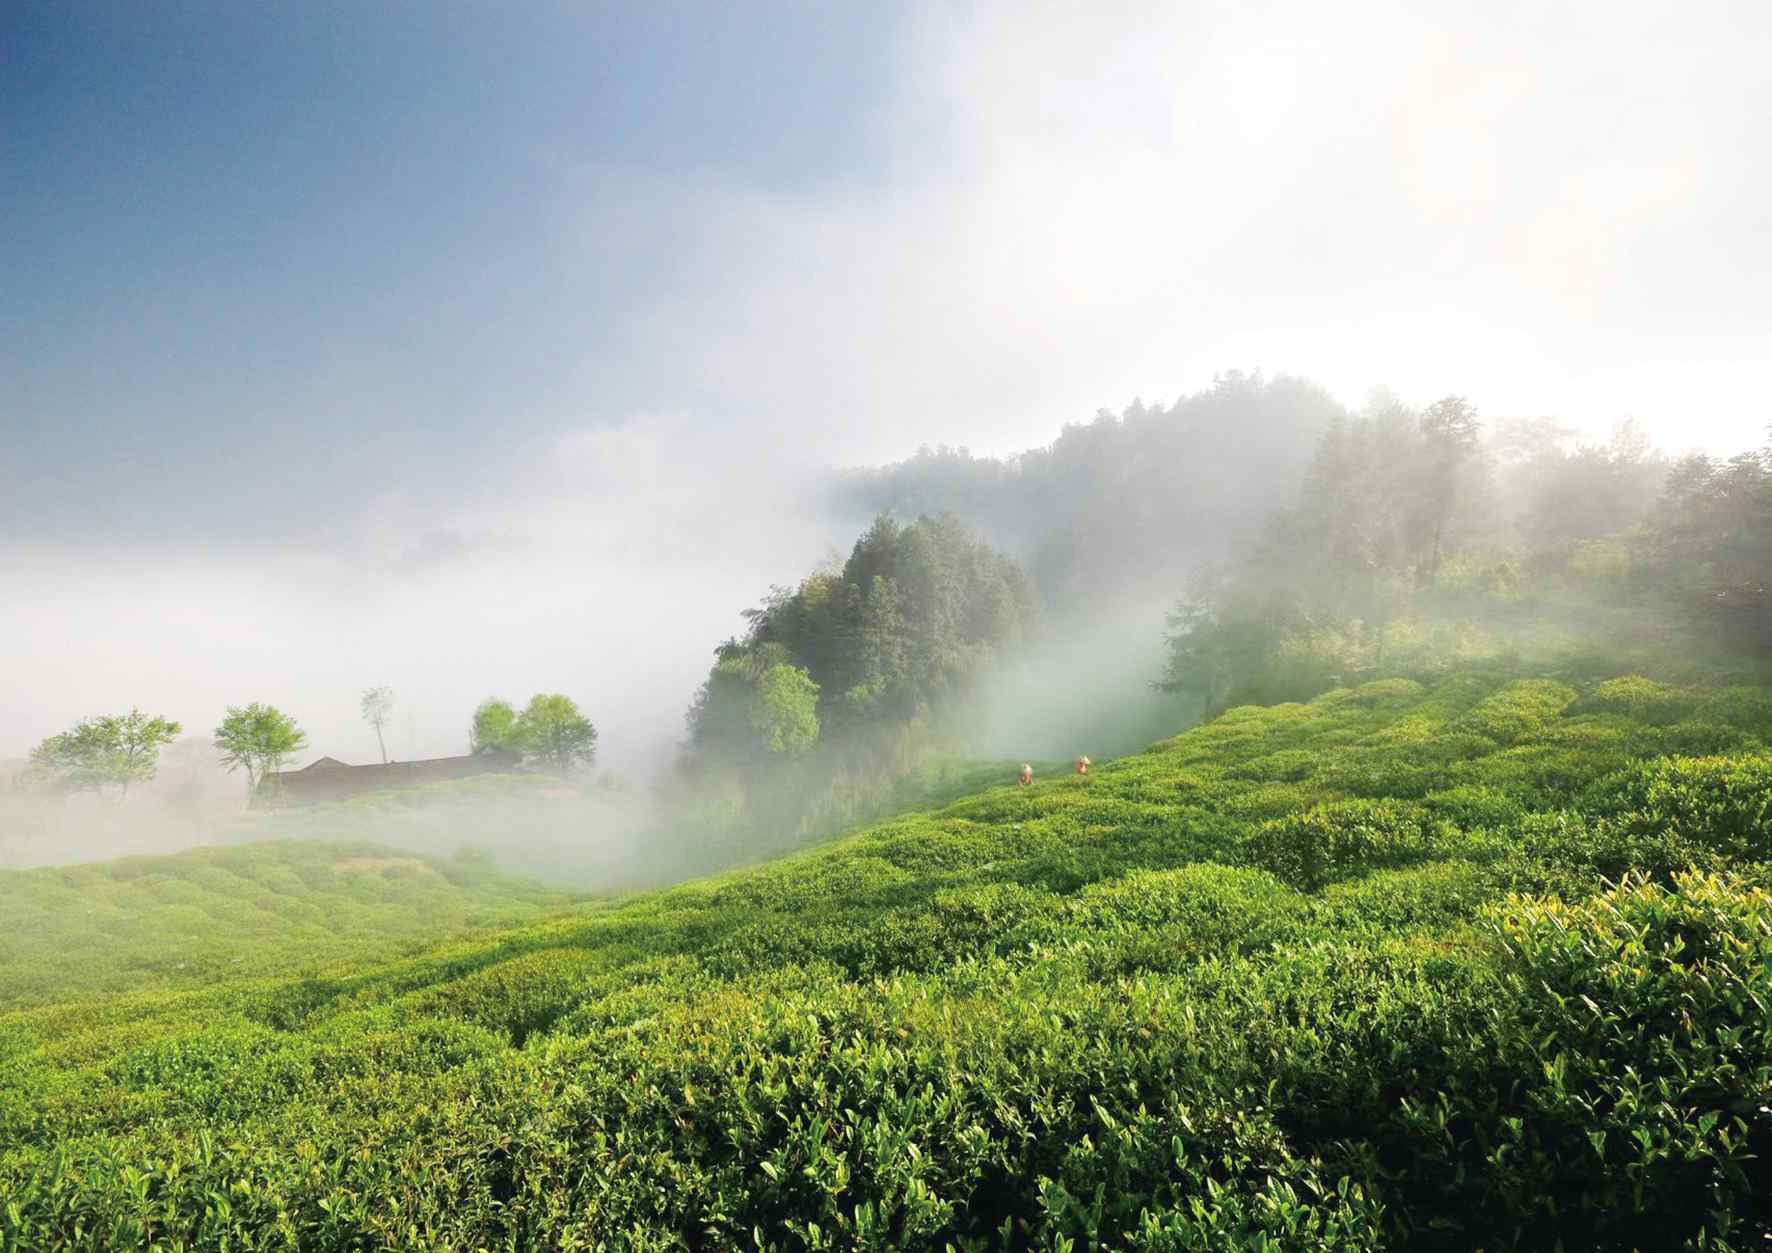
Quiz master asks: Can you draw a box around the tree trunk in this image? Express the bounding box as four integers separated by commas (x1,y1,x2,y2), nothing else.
375,723,388,764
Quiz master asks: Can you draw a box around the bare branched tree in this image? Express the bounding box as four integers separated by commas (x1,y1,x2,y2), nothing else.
361,686,395,764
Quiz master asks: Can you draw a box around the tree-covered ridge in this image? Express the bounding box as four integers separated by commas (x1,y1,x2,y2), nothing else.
692,513,1035,751
839,371,1346,606
674,513,1036,841
1649,444,1772,649
1161,398,1772,713
4,669,1771,1247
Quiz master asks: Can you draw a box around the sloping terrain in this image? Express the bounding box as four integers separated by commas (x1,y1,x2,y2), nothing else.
2,672,1771,1248
0,841,573,1011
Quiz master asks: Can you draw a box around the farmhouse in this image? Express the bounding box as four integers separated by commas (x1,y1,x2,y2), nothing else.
265,745,522,806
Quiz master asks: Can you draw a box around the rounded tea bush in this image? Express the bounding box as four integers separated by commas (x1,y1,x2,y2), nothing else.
1452,679,1579,746
1579,754,1772,860
1472,871,1772,1247
1570,674,1700,725
1238,799,1456,891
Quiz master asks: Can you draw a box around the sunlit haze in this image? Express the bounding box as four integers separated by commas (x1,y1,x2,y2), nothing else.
6,0,1769,766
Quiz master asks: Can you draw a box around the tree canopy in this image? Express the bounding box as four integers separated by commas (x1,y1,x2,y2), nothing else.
1158,402,1768,712
1641,443,1772,649
674,514,1035,840
841,372,1345,607
511,694,598,775
469,698,518,753
749,664,821,757
213,703,307,800
685,513,1035,770
26,709,182,799
468,694,598,774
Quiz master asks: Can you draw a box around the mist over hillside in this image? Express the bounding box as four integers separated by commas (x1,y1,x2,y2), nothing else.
8,380,1767,880
833,373,1347,759
836,372,1343,604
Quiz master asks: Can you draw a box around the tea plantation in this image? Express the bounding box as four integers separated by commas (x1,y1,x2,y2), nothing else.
0,842,574,1011
3,672,1772,1249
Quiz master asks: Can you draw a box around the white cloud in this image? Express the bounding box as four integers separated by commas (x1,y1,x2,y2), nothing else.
582,0,1771,453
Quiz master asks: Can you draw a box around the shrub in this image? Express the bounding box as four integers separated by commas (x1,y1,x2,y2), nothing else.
1451,679,1578,746
1579,754,1772,860
1511,807,1731,885
1311,749,1441,799
1218,783,1324,821
409,947,610,1044
1696,686,1772,739
1652,719,1757,757
1075,864,1309,955
1468,872,1772,1246
1309,678,1427,711
1225,748,1319,783
1421,785,1526,829
1239,799,1456,891
1312,860,1510,933
1453,743,1634,806
1570,674,1699,725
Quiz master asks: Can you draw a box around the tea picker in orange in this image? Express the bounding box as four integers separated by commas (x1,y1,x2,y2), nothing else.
1018,762,1033,787
1075,755,1091,776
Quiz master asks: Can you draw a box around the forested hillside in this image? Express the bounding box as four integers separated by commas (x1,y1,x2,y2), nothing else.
1161,407,1772,713
838,371,1343,607
683,381,1332,838
667,514,1037,848
846,380,1770,754
660,391,1772,883
5,667,1771,1247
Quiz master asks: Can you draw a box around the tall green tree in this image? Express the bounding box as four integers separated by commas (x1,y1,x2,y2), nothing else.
109,709,183,799
27,709,181,799
512,694,598,775
1160,394,1494,708
677,514,1034,838
1413,395,1485,577
750,665,820,756
1157,402,1771,711
27,723,111,797
1506,419,1666,551
213,703,307,800
684,513,1034,767
469,698,517,753
1640,437,1772,646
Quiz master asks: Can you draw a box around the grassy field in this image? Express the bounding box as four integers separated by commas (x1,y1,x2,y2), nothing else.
2,671,1771,1248
0,841,575,1011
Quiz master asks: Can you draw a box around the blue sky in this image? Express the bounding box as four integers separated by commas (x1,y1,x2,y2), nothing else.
4,0,1770,768
4,2,896,544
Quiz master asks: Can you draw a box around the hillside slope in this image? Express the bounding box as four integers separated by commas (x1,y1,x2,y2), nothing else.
3,673,1771,1248
0,841,575,1011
